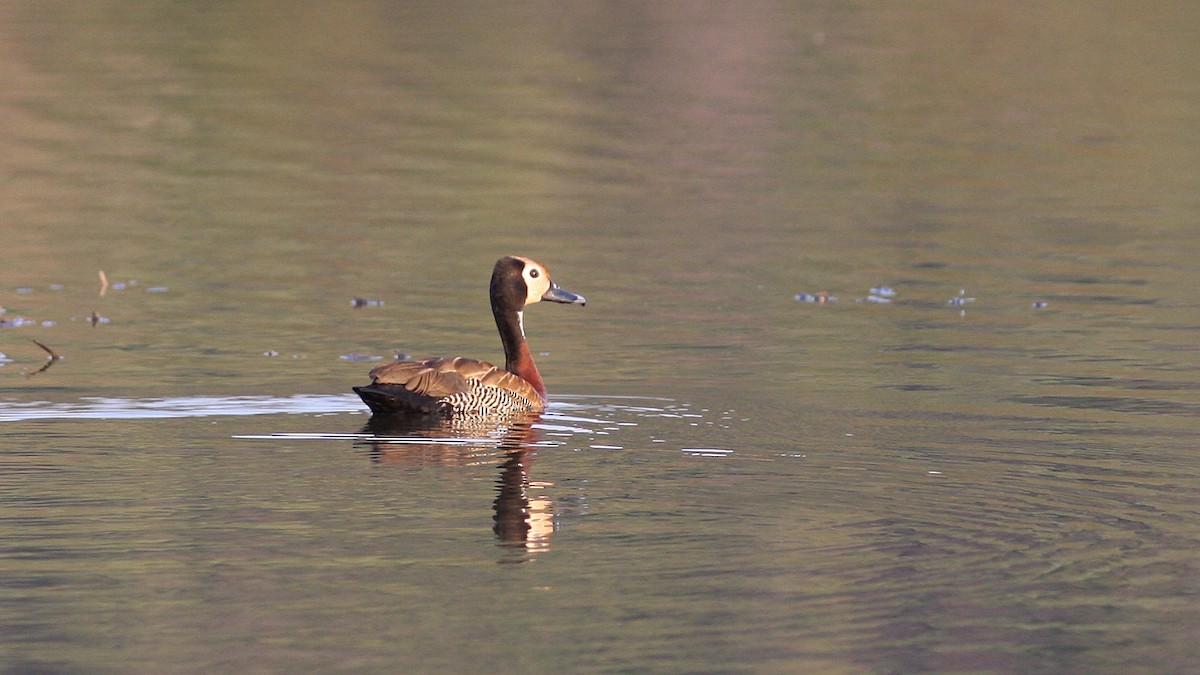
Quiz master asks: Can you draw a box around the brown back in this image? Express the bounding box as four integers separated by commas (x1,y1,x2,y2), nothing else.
367,356,543,408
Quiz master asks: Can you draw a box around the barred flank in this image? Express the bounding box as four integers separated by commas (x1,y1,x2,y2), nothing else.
443,383,540,415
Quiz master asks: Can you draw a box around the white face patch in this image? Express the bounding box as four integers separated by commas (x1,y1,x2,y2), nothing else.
515,257,551,305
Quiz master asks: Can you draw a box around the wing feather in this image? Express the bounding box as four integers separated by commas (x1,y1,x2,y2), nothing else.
364,357,542,411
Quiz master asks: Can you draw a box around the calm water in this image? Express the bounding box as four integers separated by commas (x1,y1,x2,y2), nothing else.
3,2,1199,672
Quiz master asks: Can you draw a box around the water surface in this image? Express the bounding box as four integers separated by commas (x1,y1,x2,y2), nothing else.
2,2,1199,672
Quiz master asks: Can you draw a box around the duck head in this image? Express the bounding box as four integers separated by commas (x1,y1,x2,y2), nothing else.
491,256,586,314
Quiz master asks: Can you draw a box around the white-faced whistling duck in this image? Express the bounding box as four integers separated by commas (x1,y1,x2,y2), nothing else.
353,256,585,415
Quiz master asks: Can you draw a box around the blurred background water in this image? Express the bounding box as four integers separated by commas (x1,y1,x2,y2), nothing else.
2,1,1199,672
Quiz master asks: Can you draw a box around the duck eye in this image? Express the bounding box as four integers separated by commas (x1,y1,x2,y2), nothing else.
529,269,540,278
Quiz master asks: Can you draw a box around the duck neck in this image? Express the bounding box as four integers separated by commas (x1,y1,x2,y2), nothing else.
495,308,546,399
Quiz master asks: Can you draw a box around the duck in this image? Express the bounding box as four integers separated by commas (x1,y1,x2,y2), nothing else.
353,256,585,416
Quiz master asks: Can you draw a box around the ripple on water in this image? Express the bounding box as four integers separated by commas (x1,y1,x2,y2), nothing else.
0,394,367,421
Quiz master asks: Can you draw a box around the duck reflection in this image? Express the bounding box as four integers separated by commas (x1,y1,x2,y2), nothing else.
358,412,554,559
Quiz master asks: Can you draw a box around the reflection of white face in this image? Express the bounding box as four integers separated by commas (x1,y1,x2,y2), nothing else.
515,256,552,305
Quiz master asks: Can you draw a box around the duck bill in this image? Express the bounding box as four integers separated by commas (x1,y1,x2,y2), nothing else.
542,283,586,306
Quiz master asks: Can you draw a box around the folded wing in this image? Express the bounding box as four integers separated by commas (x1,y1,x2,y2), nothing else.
355,357,543,415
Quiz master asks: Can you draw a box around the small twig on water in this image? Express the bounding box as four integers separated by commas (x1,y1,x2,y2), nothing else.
29,338,61,360
99,270,109,297
25,338,61,377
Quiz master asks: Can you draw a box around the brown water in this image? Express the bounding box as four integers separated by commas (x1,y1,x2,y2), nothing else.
3,2,1199,672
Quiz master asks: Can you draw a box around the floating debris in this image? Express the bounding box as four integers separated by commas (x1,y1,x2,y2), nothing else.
339,353,384,362
1032,301,1049,309
948,289,976,307
88,311,109,327
795,292,835,304
870,285,896,297
351,297,384,308
101,277,136,292
1,316,37,328
393,351,412,361
264,350,281,357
